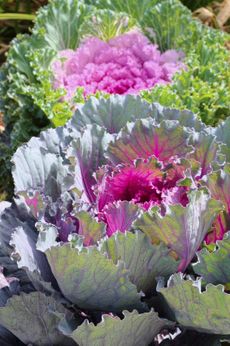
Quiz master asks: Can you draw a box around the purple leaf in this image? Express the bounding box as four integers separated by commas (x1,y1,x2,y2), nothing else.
107,119,192,165
103,201,140,236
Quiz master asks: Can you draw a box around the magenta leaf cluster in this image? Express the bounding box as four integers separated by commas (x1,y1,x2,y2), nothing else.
52,31,185,97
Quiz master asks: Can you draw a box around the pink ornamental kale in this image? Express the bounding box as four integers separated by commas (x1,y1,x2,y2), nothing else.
95,159,189,236
9,96,230,274
52,31,185,97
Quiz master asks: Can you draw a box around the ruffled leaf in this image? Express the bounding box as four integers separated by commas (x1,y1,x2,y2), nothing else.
10,226,52,282
68,125,113,203
86,0,159,22
0,292,76,346
159,273,230,335
0,201,36,278
76,211,106,246
71,95,152,134
34,0,88,50
96,156,164,213
9,223,58,295
205,169,230,216
214,117,230,148
102,201,140,236
107,119,192,165
12,145,73,199
70,309,174,346
193,232,230,285
100,231,179,294
27,126,74,156
135,190,222,271
36,222,59,252
79,9,136,41
152,104,205,132
142,0,200,51
189,132,221,178
0,202,56,292
204,169,230,244
46,244,145,312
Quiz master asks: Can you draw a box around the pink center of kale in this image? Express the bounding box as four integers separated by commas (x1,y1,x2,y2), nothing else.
107,166,163,208
52,31,185,98
97,160,189,213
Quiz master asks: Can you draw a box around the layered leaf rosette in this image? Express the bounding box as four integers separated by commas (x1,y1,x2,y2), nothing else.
52,31,185,97
0,96,229,345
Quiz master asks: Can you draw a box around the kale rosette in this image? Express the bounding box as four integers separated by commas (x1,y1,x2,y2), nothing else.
0,96,229,345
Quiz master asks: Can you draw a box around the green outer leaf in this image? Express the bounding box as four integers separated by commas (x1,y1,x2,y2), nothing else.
141,0,230,126
70,309,174,346
189,132,221,177
6,35,44,81
12,145,73,198
100,231,179,294
193,232,230,285
0,201,53,287
10,226,48,275
72,95,153,134
135,190,223,271
8,224,57,295
142,0,199,51
46,244,145,312
107,119,192,165
86,0,159,22
34,0,88,50
79,9,136,42
214,117,230,148
159,273,230,335
206,169,230,208
27,126,73,156
152,105,205,132
0,292,75,346
203,169,230,242
75,211,106,246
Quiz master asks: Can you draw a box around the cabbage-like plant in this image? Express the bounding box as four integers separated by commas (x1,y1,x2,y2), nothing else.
0,95,229,345
0,0,229,199
52,30,185,98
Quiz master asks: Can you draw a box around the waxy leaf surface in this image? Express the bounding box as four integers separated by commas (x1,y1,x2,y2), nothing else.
135,190,222,271
100,231,179,294
159,274,230,335
46,245,145,312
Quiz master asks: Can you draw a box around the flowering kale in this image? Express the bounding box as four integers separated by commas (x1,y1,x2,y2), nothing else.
0,95,229,345
52,31,185,97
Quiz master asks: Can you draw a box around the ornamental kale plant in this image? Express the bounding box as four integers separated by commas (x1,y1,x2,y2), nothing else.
52,31,185,97
0,95,229,345
0,0,229,199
